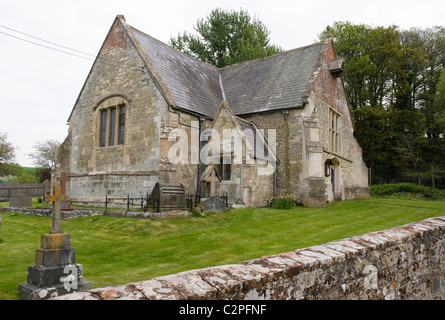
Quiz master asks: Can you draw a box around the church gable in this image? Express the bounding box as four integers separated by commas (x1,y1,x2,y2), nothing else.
211,101,266,164
98,17,128,58
62,16,172,201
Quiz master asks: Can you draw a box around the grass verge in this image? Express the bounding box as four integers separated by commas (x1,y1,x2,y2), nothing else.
0,197,444,300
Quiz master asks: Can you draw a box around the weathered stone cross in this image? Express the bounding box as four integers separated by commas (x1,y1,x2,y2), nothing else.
206,168,220,198
46,185,65,234
57,172,70,196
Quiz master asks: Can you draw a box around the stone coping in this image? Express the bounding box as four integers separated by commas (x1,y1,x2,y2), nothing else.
53,216,445,300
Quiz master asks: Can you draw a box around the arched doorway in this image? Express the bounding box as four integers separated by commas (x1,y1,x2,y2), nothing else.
325,157,342,201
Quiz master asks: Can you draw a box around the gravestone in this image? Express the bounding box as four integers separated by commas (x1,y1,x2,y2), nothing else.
18,184,91,300
203,197,225,213
160,183,187,210
10,195,32,208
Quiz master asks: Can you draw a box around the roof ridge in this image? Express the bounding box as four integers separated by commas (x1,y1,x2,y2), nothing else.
130,22,326,73
219,40,326,71
129,25,220,72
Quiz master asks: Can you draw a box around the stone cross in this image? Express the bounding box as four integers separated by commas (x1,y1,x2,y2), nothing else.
46,185,65,234
57,172,70,196
57,172,72,211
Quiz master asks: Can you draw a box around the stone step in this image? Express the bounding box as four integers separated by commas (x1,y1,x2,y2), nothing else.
161,184,185,194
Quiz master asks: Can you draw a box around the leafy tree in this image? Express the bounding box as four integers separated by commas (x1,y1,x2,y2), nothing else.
0,132,15,164
352,106,394,176
436,69,445,134
401,27,445,139
319,22,417,110
320,22,445,182
0,132,18,176
169,8,282,68
28,139,61,170
390,109,427,184
438,69,445,103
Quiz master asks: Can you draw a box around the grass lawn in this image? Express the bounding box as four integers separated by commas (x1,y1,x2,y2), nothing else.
0,197,444,300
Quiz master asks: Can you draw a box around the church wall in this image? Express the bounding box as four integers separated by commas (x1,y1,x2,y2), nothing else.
246,162,275,207
310,42,370,202
62,19,168,201
241,109,305,204
158,109,206,195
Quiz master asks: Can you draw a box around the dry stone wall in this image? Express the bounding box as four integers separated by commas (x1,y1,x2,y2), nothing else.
55,216,445,300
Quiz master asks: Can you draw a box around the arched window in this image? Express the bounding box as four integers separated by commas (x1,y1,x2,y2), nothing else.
95,95,129,148
329,108,341,153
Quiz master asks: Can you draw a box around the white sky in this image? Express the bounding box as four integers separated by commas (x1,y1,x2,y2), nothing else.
0,0,444,167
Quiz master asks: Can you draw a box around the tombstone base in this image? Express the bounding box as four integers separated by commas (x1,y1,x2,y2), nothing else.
18,278,92,300
18,232,91,300
61,201,74,211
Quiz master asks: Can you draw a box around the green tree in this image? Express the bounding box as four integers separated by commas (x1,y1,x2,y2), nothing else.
0,132,18,177
390,109,427,184
320,22,403,109
320,22,445,182
436,69,445,133
28,139,61,170
400,27,445,139
169,8,282,68
352,106,394,177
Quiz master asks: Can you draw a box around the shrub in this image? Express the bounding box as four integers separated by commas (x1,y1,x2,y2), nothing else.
370,183,445,200
370,183,430,195
8,173,38,183
271,195,297,209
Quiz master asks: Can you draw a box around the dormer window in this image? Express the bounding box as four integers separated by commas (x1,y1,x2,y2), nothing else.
330,59,346,78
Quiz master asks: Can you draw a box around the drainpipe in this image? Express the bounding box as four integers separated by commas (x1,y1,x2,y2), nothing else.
274,162,278,198
283,110,290,195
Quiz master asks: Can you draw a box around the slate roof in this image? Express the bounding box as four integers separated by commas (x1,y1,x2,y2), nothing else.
221,43,325,115
131,27,224,118
129,22,326,119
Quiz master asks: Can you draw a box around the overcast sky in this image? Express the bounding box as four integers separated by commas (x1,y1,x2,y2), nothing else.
1,0,444,167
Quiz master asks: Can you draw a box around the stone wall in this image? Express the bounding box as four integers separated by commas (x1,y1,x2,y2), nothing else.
0,207,103,220
56,216,445,300
242,109,305,202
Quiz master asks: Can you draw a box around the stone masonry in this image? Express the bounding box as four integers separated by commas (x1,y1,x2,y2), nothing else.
61,15,370,209
55,216,445,300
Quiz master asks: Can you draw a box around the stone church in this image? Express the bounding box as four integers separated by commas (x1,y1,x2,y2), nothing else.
58,15,370,208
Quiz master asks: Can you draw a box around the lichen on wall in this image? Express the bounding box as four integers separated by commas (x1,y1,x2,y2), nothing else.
55,216,445,300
